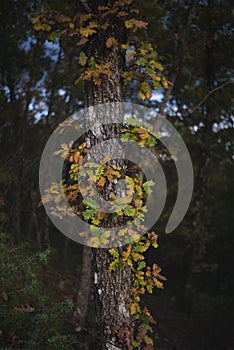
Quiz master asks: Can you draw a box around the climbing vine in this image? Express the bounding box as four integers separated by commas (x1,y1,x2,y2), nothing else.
109,232,166,349
32,0,170,100
34,1,169,348
43,119,167,348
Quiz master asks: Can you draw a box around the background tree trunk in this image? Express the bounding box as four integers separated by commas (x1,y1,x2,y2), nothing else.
74,246,92,325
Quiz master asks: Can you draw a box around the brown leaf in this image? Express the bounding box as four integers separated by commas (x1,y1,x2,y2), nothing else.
23,305,35,313
0,196,4,206
80,13,93,24
55,14,71,23
133,19,148,28
2,291,8,301
145,345,154,350
118,11,129,17
14,305,35,313
137,328,147,342
11,334,19,346
77,37,88,46
106,37,118,48
125,19,148,30
98,5,110,11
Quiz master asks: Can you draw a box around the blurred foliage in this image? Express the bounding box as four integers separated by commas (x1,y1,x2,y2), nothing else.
0,233,78,349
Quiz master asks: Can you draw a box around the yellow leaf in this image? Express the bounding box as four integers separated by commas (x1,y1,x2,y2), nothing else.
109,259,119,271
139,90,146,100
80,27,96,38
155,280,163,289
118,228,130,236
126,51,136,59
139,82,152,100
162,79,169,88
125,19,148,30
124,20,133,29
79,51,87,66
143,307,151,317
122,71,133,83
146,284,153,293
132,252,144,261
92,217,99,225
130,303,137,315
31,16,40,24
122,250,131,260
144,335,153,345
109,248,119,258
101,22,109,30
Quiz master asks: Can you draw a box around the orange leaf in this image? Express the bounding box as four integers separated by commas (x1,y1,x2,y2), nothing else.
106,37,118,48
97,177,106,188
74,152,83,165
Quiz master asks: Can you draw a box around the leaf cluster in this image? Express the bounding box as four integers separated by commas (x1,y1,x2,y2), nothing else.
32,0,170,100
109,232,166,349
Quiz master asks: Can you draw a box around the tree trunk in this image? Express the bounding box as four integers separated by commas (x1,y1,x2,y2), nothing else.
74,246,92,325
83,1,134,349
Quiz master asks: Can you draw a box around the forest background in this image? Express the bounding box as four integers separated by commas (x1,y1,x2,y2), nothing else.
0,0,233,349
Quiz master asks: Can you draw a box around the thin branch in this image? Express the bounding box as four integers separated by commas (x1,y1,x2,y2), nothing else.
191,81,232,113
159,0,198,115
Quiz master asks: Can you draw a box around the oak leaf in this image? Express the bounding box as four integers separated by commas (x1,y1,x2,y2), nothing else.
55,14,71,23
80,27,96,38
106,37,118,48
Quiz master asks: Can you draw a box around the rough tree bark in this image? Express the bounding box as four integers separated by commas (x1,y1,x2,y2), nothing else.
83,1,135,349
